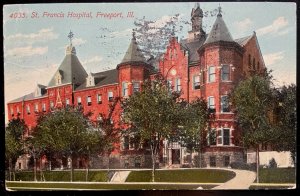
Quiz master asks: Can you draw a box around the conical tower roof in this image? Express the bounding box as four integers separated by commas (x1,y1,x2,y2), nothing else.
48,44,87,88
204,7,233,45
119,32,146,65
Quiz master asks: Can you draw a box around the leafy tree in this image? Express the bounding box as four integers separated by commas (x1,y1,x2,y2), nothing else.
32,106,102,182
272,84,296,164
231,74,276,183
5,118,27,181
122,76,182,182
176,98,210,167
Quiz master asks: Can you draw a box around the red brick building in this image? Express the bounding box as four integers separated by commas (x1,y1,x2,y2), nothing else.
8,5,265,169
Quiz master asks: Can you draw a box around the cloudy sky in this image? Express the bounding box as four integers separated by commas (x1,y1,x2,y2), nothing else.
3,2,296,123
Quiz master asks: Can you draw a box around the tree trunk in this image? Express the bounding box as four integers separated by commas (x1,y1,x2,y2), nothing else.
85,157,89,182
198,145,202,168
70,155,73,182
256,146,260,183
34,157,37,181
150,144,155,182
9,158,12,181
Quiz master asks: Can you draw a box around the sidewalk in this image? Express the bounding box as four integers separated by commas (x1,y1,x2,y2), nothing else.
211,168,256,189
110,171,131,182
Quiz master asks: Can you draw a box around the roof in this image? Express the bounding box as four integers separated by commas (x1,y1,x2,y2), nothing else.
119,35,146,65
204,14,234,45
191,3,203,17
75,69,118,91
48,45,88,87
8,92,47,104
180,35,207,64
234,35,253,46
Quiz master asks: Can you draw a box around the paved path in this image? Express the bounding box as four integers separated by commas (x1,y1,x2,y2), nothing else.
211,168,256,190
110,171,131,182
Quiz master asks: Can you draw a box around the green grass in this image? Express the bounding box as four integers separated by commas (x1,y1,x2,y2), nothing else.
6,182,217,190
13,170,108,182
126,169,235,183
258,168,295,183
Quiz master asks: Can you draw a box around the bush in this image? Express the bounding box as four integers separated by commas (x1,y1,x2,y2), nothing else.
268,158,277,168
230,162,256,171
181,164,191,168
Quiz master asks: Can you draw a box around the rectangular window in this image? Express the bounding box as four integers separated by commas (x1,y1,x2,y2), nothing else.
221,96,230,113
42,103,46,112
223,129,230,145
50,101,54,109
193,75,200,90
208,96,215,112
10,107,14,116
167,80,172,91
66,98,70,106
17,106,20,114
123,136,129,150
176,78,181,91
77,97,82,105
122,82,128,97
26,105,31,114
208,66,215,82
224,156,230,167
97,94,102,104
221,65,230,81
210,156,216,167
34,103,39,112
108,91,113,102
129,136,135,150
217,129,223,145
87,96,92,106
133,82,140,93
208,129,217,146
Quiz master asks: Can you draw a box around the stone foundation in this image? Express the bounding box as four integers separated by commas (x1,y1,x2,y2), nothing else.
203,148,244,168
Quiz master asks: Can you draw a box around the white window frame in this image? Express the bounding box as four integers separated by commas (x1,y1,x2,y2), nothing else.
217,128,231,146
50,101,54,109
77,97,82,105
176,78,181,92
42,103,46,112
87,96,92,106
221,64,230,81
167,80,173,91
208,66,216,83
193,75,200,90
133,82,140,93
97,94,102,104
17,106,20,114
208,96,215,111
26,105,31,114
34,103,39,112
221,95,230,113
108,91,113,102
66,98,70,106
222,128,231,146
208,128,217,146
122,82,129,97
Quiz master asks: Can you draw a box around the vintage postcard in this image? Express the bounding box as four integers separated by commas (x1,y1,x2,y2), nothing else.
4,2,296,191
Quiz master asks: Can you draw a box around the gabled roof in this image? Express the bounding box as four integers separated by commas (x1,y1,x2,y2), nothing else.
180,35,207,65
204,14,234,45
75,69,118,91
48,45,88,88
119,34,146,65
235,35,252,47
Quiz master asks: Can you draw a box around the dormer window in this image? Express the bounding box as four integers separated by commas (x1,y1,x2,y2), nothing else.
86,73,95,87
55,70,63,85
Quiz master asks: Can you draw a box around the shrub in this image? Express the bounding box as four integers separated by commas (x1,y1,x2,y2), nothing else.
268,158,277,168
230,162,256,171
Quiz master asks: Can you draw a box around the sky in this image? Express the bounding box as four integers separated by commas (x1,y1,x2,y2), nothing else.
3,2,297,123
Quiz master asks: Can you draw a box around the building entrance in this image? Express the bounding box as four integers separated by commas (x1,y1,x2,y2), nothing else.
172,149,180,164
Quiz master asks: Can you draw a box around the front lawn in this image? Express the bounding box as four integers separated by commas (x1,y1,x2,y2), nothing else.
13,170,108,182
258,168,295,183
126,169,235,183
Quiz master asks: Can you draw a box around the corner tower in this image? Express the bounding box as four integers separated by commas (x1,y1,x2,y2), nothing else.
188,2,205,40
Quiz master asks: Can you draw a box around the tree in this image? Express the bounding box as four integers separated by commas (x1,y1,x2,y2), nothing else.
175,98,210,167
231,74,276,183
32,106,102,182
272,84,296,164
5,118,27,181
122,76,182,182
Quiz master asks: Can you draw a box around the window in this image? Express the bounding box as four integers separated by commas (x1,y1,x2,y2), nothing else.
217,129,223,145
257,62,260,70
10,107,14,116
97,94,102,104
248,54,251,69
223,129,230,145
122,82,128,97
210,156,216,167
208,96,215,112
129,136,135,150
108,91,113,102
221,65,230,81
208,129,217,146
252,58,256,70
221,96,230,113
26,105,31,114
87,96,92,106
123,136,129,150
17,106,20,114
167,80,172,91
224,156,230,167
175,78,181,91
42,103,46,112
193,75,200,90
50,101,54,110
133,82,140,93
66,98,70,106
34,103,39,112
208,66,215,82
77,97,82,105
